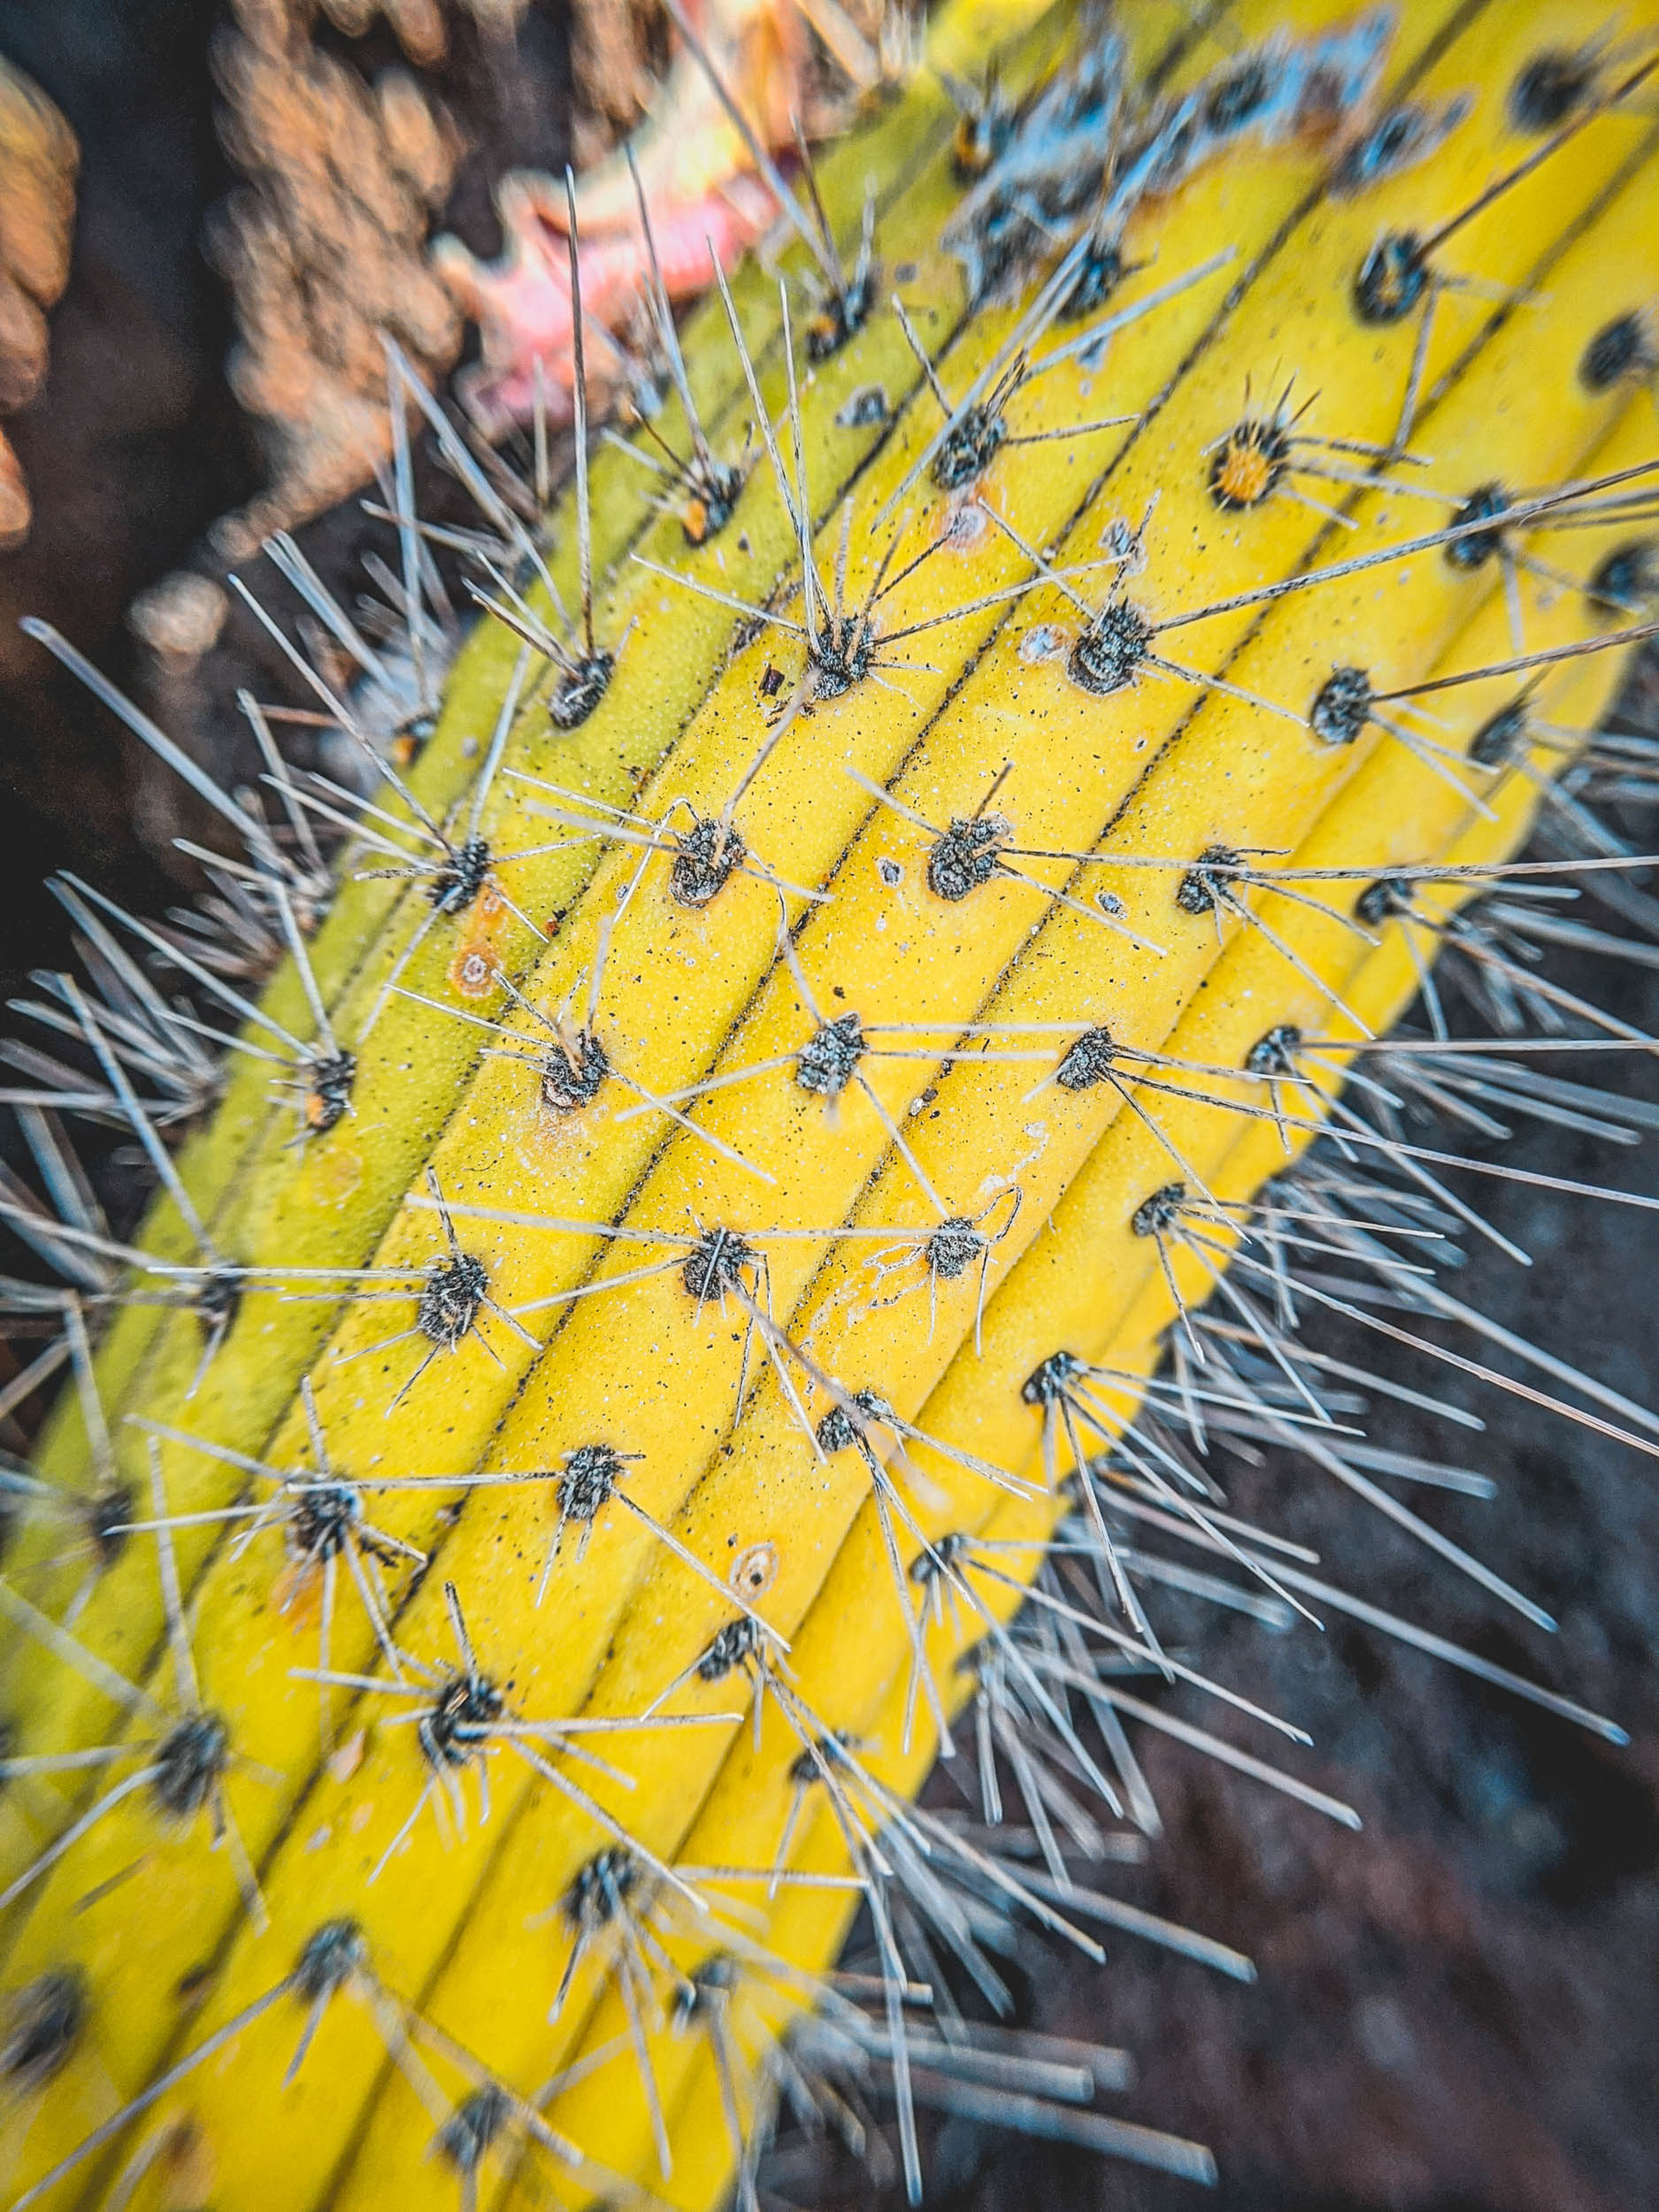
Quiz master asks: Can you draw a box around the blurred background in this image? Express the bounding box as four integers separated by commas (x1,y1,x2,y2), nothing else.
0,6,1655,2206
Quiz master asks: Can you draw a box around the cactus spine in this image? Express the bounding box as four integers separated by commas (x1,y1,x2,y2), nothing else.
4,2,1657,2208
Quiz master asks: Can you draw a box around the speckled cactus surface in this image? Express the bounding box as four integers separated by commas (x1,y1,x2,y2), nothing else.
3,4,1658,2208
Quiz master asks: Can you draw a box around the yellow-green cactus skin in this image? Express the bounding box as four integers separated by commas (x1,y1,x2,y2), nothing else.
4,1,1658,2208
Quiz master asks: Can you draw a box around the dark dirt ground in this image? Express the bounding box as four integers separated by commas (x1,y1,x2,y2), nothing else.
0,10,1655,2209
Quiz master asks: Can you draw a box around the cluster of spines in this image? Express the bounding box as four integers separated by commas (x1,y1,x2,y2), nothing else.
3,1,1659,2208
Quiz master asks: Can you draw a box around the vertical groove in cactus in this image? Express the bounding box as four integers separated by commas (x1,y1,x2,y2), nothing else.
2,2,1656,2209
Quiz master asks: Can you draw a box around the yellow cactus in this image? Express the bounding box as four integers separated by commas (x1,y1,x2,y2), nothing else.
3,2,1657,2209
